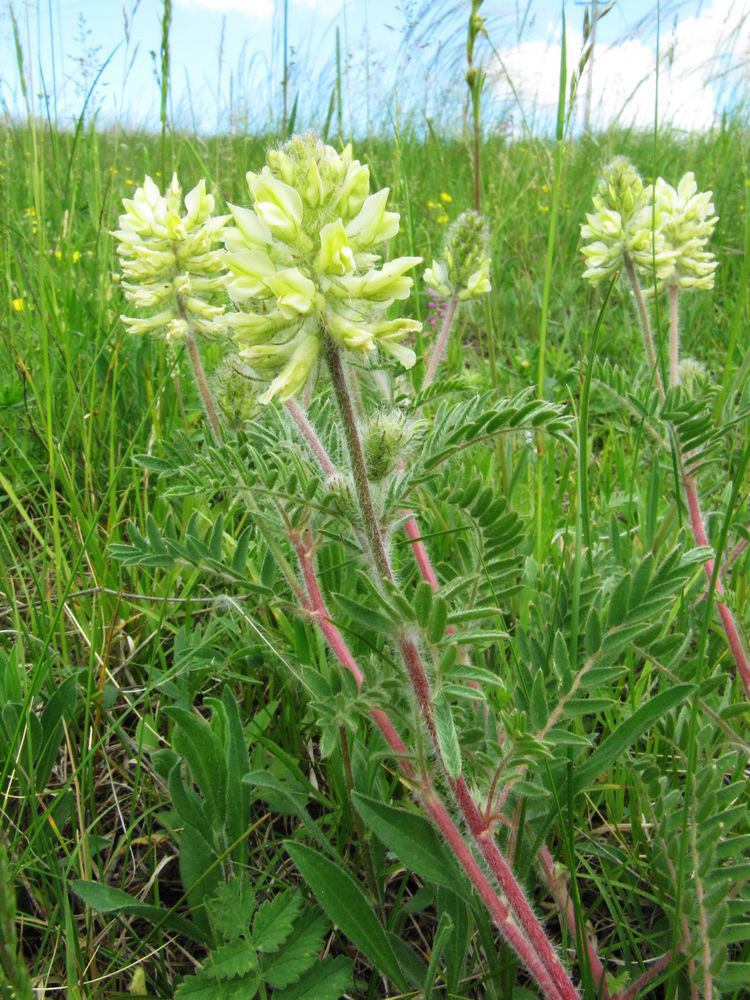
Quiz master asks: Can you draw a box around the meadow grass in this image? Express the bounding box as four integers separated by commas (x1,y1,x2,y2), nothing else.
1,104,750,999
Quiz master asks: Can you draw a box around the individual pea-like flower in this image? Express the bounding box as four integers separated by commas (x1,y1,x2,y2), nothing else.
113,174,229,342
423,209,491,301
651,172,718,290
223,134,422,404
580,157,676,286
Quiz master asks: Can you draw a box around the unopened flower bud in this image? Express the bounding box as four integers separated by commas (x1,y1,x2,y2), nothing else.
214,355,260,429
424,209,491,301
362,409,419,481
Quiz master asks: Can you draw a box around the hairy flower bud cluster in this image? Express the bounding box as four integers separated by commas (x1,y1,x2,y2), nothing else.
213,355,260,430
113,175,228,341
424,209,491,301
581,158,718,292
223,134,422,404
362,409,420,481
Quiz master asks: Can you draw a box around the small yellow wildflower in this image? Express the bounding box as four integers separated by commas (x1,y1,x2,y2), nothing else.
427,199,437,208
440,192,452,203
54,248,62,260
72,250,81,263
23,206,36,217
541,183,549,193
125,178,135,186
437,214,449,225
11,297,25,312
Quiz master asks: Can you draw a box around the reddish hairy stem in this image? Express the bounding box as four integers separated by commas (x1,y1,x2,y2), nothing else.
404,514,589,1000
294,535,568,1000
537,844,610,999
184,328,222,444
286,398,337,476
613,951,674,1000
323,339,579,998
403,516,441,590
423,293,460,388
683,476,750,695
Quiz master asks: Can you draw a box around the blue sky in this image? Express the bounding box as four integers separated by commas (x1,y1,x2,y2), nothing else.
1,1,747,132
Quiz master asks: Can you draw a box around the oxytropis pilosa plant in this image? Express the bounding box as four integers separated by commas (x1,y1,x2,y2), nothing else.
103,137,750,999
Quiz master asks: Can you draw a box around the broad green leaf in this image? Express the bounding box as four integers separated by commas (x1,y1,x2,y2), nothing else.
179,824,222,927
584,607,602,656
273,956,352,1000
414,580,433,628
71,880,208,944
252,888,302,954
351,793,467,898
573,684,695,795
207,878,255,944
232,523,254,575
175,972,258,999
285,841,406,990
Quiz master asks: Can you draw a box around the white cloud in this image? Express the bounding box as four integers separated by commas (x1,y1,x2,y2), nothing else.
177,0,274,18
492,0,750,133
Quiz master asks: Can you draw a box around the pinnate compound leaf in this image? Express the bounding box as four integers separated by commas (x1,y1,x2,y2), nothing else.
273,956,352,1000
207,877,256,944
252,888,302,953
201,939,258,979
175,969,258,1000
262,910,327,989
285,841,406,990
573,684,695,795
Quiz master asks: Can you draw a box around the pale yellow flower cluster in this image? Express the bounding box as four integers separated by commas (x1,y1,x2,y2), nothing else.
581,158,718,292
113,175,228,342
224,135,421,403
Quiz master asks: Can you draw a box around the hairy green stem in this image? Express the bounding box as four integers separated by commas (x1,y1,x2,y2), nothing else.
623,253,664,399
323,334,393,580
668,282,680,388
